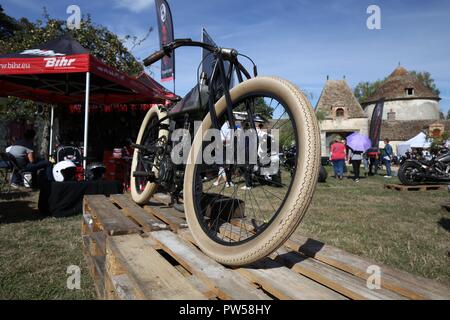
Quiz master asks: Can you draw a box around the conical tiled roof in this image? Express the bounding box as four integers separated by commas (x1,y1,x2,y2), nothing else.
362,66,440,105
315,80,366,119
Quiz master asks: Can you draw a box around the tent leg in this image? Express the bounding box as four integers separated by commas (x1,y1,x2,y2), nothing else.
48,105,55,157
83,72,90,172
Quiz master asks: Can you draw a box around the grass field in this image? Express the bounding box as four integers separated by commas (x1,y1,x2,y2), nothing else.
0,165,449,299
298,167,450,286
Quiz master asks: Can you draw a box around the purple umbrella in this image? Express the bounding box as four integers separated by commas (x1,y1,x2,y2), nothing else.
346,133,372,152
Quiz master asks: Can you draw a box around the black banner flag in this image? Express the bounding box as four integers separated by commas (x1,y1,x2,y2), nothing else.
155,0,175,82
368,98,385,150
201,28,234,88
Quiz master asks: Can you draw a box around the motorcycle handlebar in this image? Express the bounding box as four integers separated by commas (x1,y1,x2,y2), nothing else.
143,50,167,66
143,39,239,67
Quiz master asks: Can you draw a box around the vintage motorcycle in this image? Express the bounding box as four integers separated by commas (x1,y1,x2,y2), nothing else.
130,39,320,266
398,146,450,185
281,145,327,182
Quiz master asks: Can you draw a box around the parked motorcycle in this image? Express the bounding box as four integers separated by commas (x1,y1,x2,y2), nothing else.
281,145,327,182
398,147,450,185
131,38,320,266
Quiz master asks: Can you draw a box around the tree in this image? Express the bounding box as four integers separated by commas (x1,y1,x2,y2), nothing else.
316,110,326,122
0,8,146,76
0,5,22,39
0,8,150,122
353,80,384,104
410,71,440,96
235,97,274,119
446,110,450,120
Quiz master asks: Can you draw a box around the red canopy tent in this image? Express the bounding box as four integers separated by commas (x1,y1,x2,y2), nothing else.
0,34,176,168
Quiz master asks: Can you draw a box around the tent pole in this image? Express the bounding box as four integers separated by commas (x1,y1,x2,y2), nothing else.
48,105,55,157
83,72,90,171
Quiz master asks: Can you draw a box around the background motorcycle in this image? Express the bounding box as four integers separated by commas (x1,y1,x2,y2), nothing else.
281,145,327,182
398,146,450,185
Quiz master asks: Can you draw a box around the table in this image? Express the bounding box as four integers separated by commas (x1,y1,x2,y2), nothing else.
38,180,123,217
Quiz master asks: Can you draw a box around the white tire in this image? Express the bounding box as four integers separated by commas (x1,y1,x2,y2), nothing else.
130,107,169,204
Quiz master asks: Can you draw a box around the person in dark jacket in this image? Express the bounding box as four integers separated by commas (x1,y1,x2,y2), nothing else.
348,148,363,182
383,138,394,178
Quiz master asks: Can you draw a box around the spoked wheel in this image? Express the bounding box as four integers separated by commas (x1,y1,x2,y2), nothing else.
130,107,169,204
184,77,320,266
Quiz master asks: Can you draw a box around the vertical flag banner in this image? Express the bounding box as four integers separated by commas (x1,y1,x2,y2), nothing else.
201,28,216,81
155,0,175,82
369,98,385,149
201,28,234,88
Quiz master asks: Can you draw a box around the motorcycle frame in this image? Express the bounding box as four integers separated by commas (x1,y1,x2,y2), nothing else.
134,39,259,189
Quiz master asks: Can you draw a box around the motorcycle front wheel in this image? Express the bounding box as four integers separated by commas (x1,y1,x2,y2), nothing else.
183,77,321,266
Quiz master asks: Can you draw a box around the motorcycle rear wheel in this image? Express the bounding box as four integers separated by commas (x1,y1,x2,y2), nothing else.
130,107,169,204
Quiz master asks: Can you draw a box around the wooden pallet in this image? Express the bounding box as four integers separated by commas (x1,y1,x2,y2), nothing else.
384,184,448,192
82,194,450,300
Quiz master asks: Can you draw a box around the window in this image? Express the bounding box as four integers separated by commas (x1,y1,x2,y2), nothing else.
387,110,396,121
336,108,345,118
405,88,414,96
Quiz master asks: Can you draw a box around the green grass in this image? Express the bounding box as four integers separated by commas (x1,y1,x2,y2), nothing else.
0,165,449,299
297,166,450,286
0,192,95,299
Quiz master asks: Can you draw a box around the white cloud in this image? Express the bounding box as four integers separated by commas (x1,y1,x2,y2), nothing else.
113,0,154,13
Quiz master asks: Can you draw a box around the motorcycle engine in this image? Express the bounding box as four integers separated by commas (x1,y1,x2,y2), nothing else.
158,155,173,185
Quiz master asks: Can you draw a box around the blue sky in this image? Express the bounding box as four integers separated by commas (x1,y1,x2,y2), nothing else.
2,0,450,112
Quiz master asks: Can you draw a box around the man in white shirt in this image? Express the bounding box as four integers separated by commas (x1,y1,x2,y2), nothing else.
6,129,53,187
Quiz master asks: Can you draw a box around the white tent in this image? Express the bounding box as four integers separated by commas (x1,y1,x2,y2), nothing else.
397,132,431,156
404,132,431,148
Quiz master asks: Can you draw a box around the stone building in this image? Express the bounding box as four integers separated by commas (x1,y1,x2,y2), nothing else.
362,66,441,122
315,79,369,156
362,66,442,150
316,66,445,156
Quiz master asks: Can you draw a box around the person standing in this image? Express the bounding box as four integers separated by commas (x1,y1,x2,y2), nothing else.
341,139,348,176
368,149,380,176
362,151,369,177
383,138,393,178
330,137,346,180
348,148,363,182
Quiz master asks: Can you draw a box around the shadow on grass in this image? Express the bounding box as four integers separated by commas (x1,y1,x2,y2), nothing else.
0,191,31,200
0,200,44,224
438,218,450,232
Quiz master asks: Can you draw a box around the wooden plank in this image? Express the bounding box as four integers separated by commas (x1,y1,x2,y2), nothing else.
174,265,217,300
238,258,347,300
106,234,206,300
108,274,139,300
82,242,105,299
151,193,172,206
148,230,270,300
285,234,450,300
110,194,168,231
143,205,188,231
384,184,447,192
274,247,406,300
85,195,140,236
